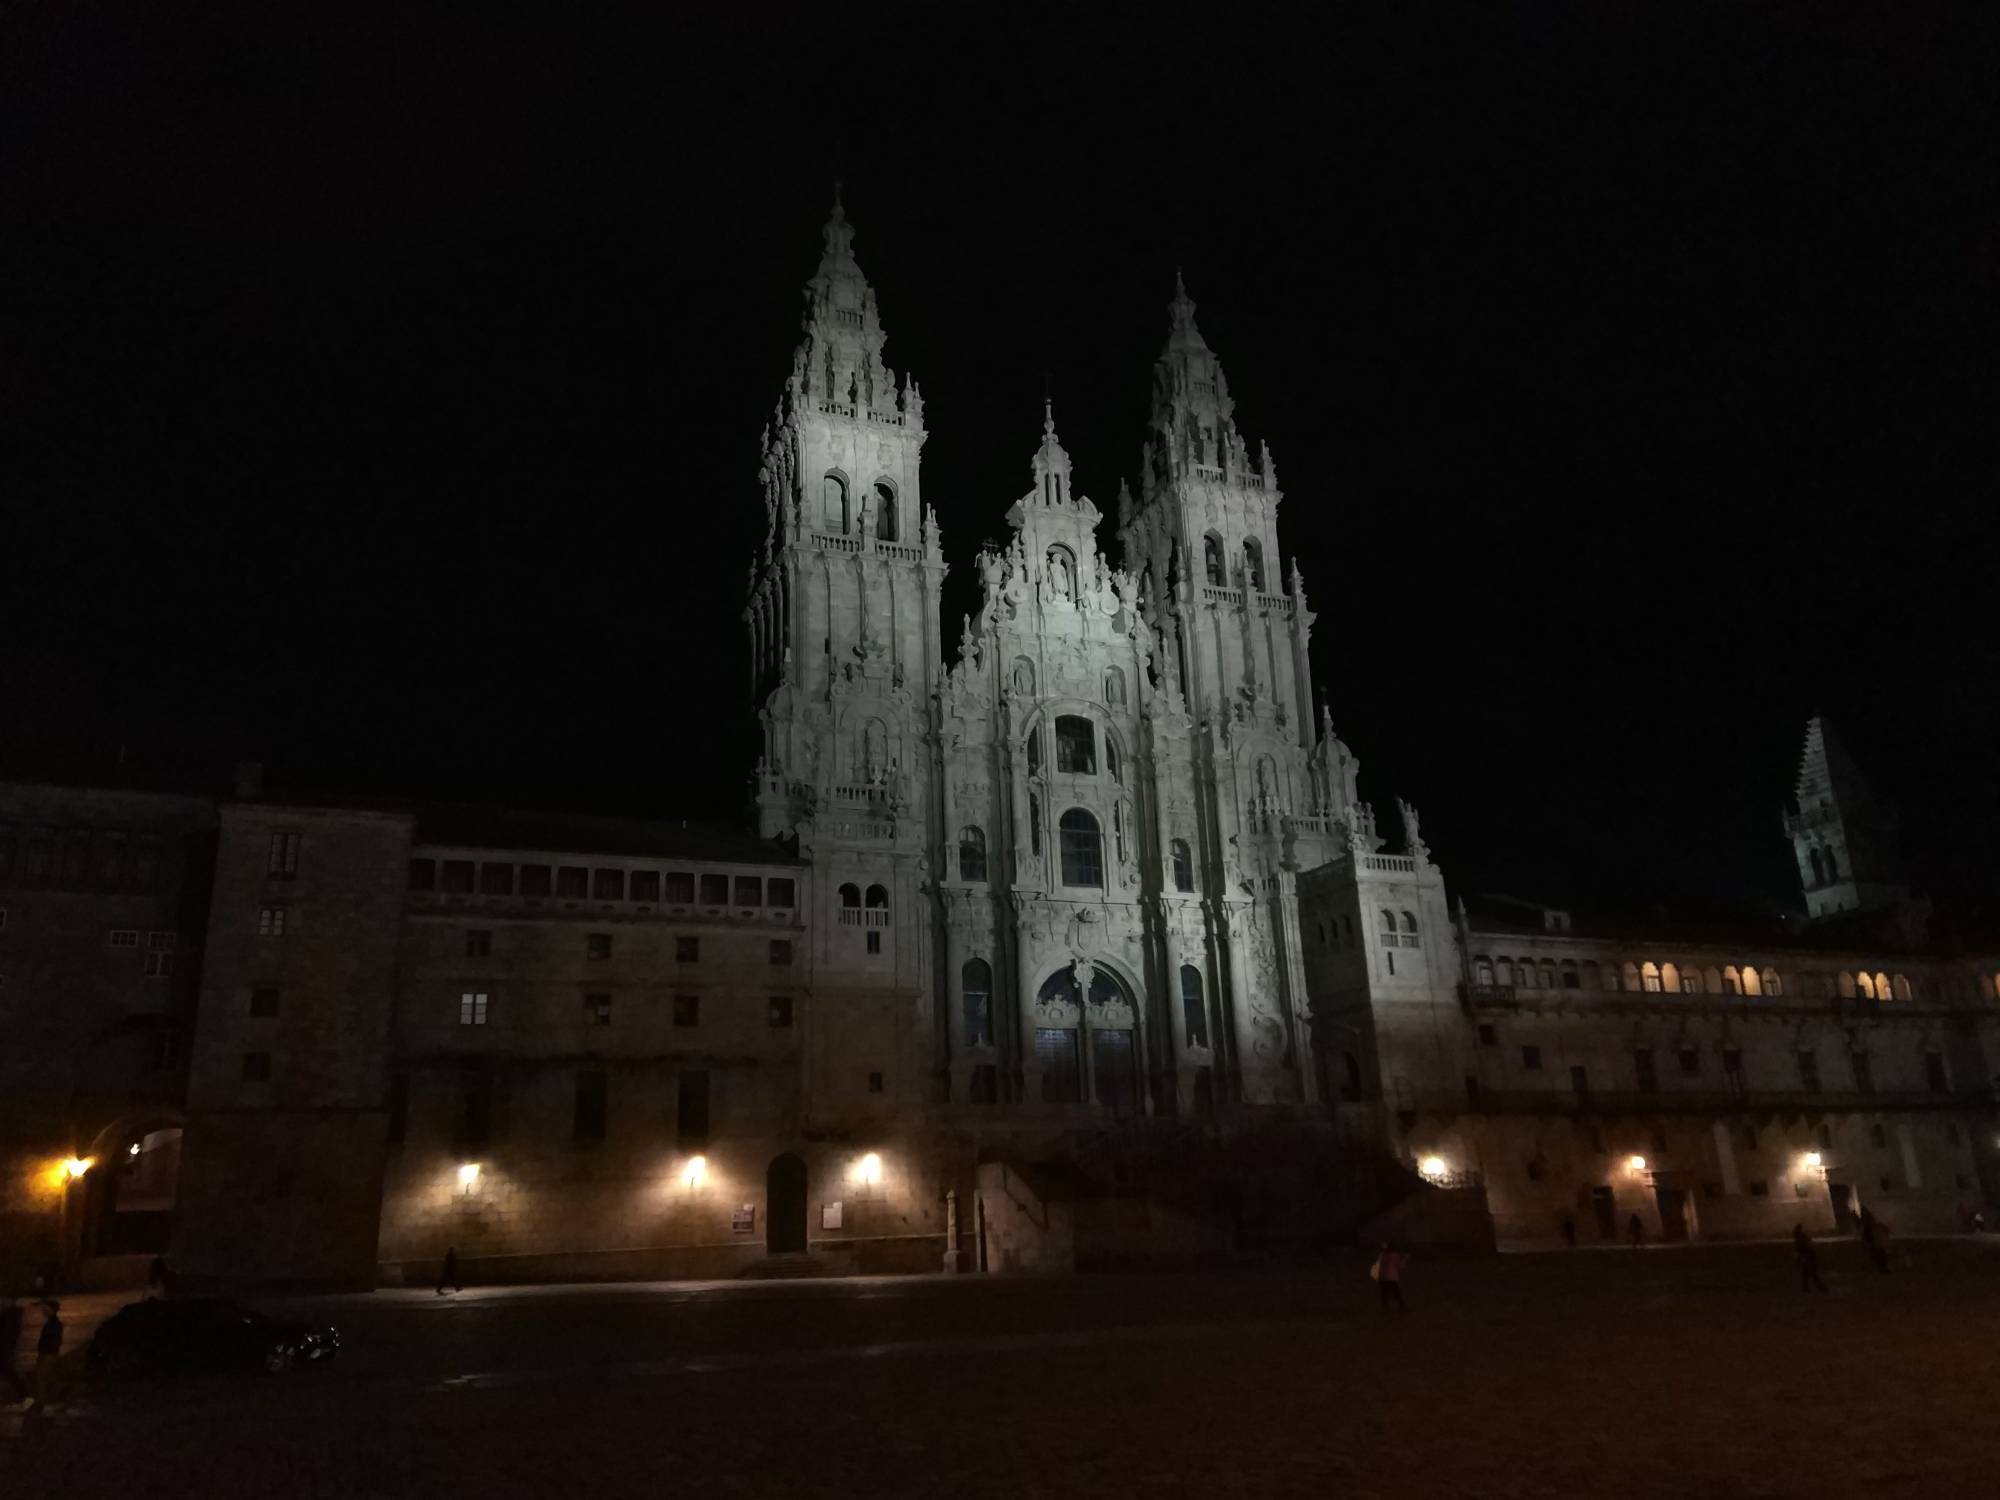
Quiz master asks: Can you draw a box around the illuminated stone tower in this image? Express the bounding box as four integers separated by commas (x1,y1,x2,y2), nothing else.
1784,716,1913,923
744,196,948,1118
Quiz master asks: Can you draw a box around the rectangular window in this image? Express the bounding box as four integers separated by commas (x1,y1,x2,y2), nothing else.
1925,1052,1949,1094
586,994,612,1027
386,1072,408,1147
1723,1046,1745,1095
700,873,729,907
1798,1050,1821,1091
480,862,514,896
734,876,762,907
769,995,794,1028
144,952,174,978
768,877,796,908
466,929,492,957
1520,1044,1542,1071
677,1070,710,1148
241,1051,272,1082
1678,1047,1700,1076
519,864,552,897
573,1070,608,1142
250,986,280,1018
459,991,489,1026
556,866,589,899
408,858,437,892
147,931,175,951
665,872,696,904
673,994,699,1027
593,869,624,901
770,939,793,966
267,831,300,878
630,871,661,903
258,905,287,937
677,936,700,963
587,932,612,960
1477,1023,1497,1047
868,1071,884,1094
970,1064,999,1104
1037,1028,1082,1103
866,930,882,954
441,860,475,894
108,928,140,948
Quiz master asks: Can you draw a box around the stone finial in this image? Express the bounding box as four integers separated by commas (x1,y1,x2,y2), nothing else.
1397,798,1429,863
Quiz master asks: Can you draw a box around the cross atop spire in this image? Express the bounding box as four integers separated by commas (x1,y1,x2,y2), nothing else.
1165,267,1208,352
1030,396,1075,507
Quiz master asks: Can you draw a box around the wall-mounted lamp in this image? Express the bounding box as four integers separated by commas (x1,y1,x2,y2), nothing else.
682,1155,707,1191
1626,1155,1648,1174
457,1162,481,1190
61,1156,94,1181
1804,1151,1823,1170
856,1152,882,1187
1418,1155,1448,1181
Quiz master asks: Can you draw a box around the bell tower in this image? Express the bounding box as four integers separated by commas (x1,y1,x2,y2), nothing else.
744,193,947,841
1784,717,1915,924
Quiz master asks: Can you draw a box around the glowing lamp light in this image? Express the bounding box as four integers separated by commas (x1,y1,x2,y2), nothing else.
857,1152,883,1187
1418,1155,1448,1181
128,1142,142,1157
1804,1152,1823,1170
682,1155,707,1190
61,1156,94,1181
456,1162,481,1189
1626,1155,1648,1174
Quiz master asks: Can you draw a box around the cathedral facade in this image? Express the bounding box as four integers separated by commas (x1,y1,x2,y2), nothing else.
15,200,1999,1291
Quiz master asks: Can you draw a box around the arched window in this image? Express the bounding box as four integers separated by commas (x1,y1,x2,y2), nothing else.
1055,716,1096,774
1170,838,1194,892
1602,962,1620,992
1723,965,1743,995
1025,725,1042,776
1824,849,1839,880
1623,961,1642,991
1058,809,1103,888
865,883,890,920
958,826,987,882
1642,961,1662,993
822,473,849,533
1874,970,1891,1001
1179,964,1208,1048
1809,848,1825,886
1660,962,1681,994
1681,966,1703,995
1561,959,1580,990
838,882,860,910
1475,958,1495,987
1837,970,1857,999
873,480,897,542
1856,971,1875,1001
1703,966,1722,995
962,959,993,1047
1105,667,1126,707
1540,960,1557,988
1203,534,1224,586
1891,973,1912,1001
1762,967,1783,996
1378,909,1397,947
1243,539,1266,591
1742,966,1762,997
1497,958,1517,986
1517,961,1537,991
1106,739,1122,784
1401,911,1419,934
1582,960,1603,991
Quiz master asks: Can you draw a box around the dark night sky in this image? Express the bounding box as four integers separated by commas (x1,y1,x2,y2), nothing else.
5,5,1996,928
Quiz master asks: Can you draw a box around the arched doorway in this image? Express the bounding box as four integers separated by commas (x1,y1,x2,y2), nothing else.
82,1112,185,1259
766,1153,807,1254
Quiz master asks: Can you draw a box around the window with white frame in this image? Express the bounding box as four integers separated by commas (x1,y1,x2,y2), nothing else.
268,831,300,879
459,991,490,1026
108,929,140,948
258,906,287,938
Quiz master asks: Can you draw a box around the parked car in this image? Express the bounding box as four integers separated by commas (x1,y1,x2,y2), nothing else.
88,1298,339,1378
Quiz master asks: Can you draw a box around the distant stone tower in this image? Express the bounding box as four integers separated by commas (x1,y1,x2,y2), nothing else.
1784,717,1911,921
743,195,948,1113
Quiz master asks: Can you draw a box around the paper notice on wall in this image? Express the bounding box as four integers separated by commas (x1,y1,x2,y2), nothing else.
821,1200,843,1230
733,1205,756,1233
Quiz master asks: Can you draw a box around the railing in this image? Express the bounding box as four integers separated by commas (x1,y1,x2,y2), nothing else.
1255,592,1294,616
1191,463,1224,480
1288,814,1336,837
1412,1087,1964,1117
838,907,892,929
1362,855,1418,875
817,401,857,419
1199,584,1243,606
814,532,862,553
876,541,922,563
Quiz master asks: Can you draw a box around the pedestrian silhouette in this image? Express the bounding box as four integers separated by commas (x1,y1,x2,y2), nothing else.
1371,1243,1409,1314
1859,1207,1889,1273
437,1247,462,1295
30,1300,62,1411
1560,1216,1577,1250
1628,1212,1645,1248
1793,1224,1828,1293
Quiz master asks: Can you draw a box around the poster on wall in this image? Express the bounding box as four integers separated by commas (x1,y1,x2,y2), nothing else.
821,1200,843,1230
732,1205,756,1233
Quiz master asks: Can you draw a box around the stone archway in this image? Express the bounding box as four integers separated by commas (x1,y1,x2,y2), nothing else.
766,1152,808,1255
1035,959,1144,1114
81,1110,186,1260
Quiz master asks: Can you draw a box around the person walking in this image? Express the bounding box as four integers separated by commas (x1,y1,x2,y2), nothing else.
1859,1206,1889,1273
1371,1243,1409,1314
0,1295,30,1406
147,1254,171,1300
1628,1212,1645,1249
436,1246,461,1296
1793,1224,1828,1293
30,1299,63,1411
1560,1216,1577,1250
